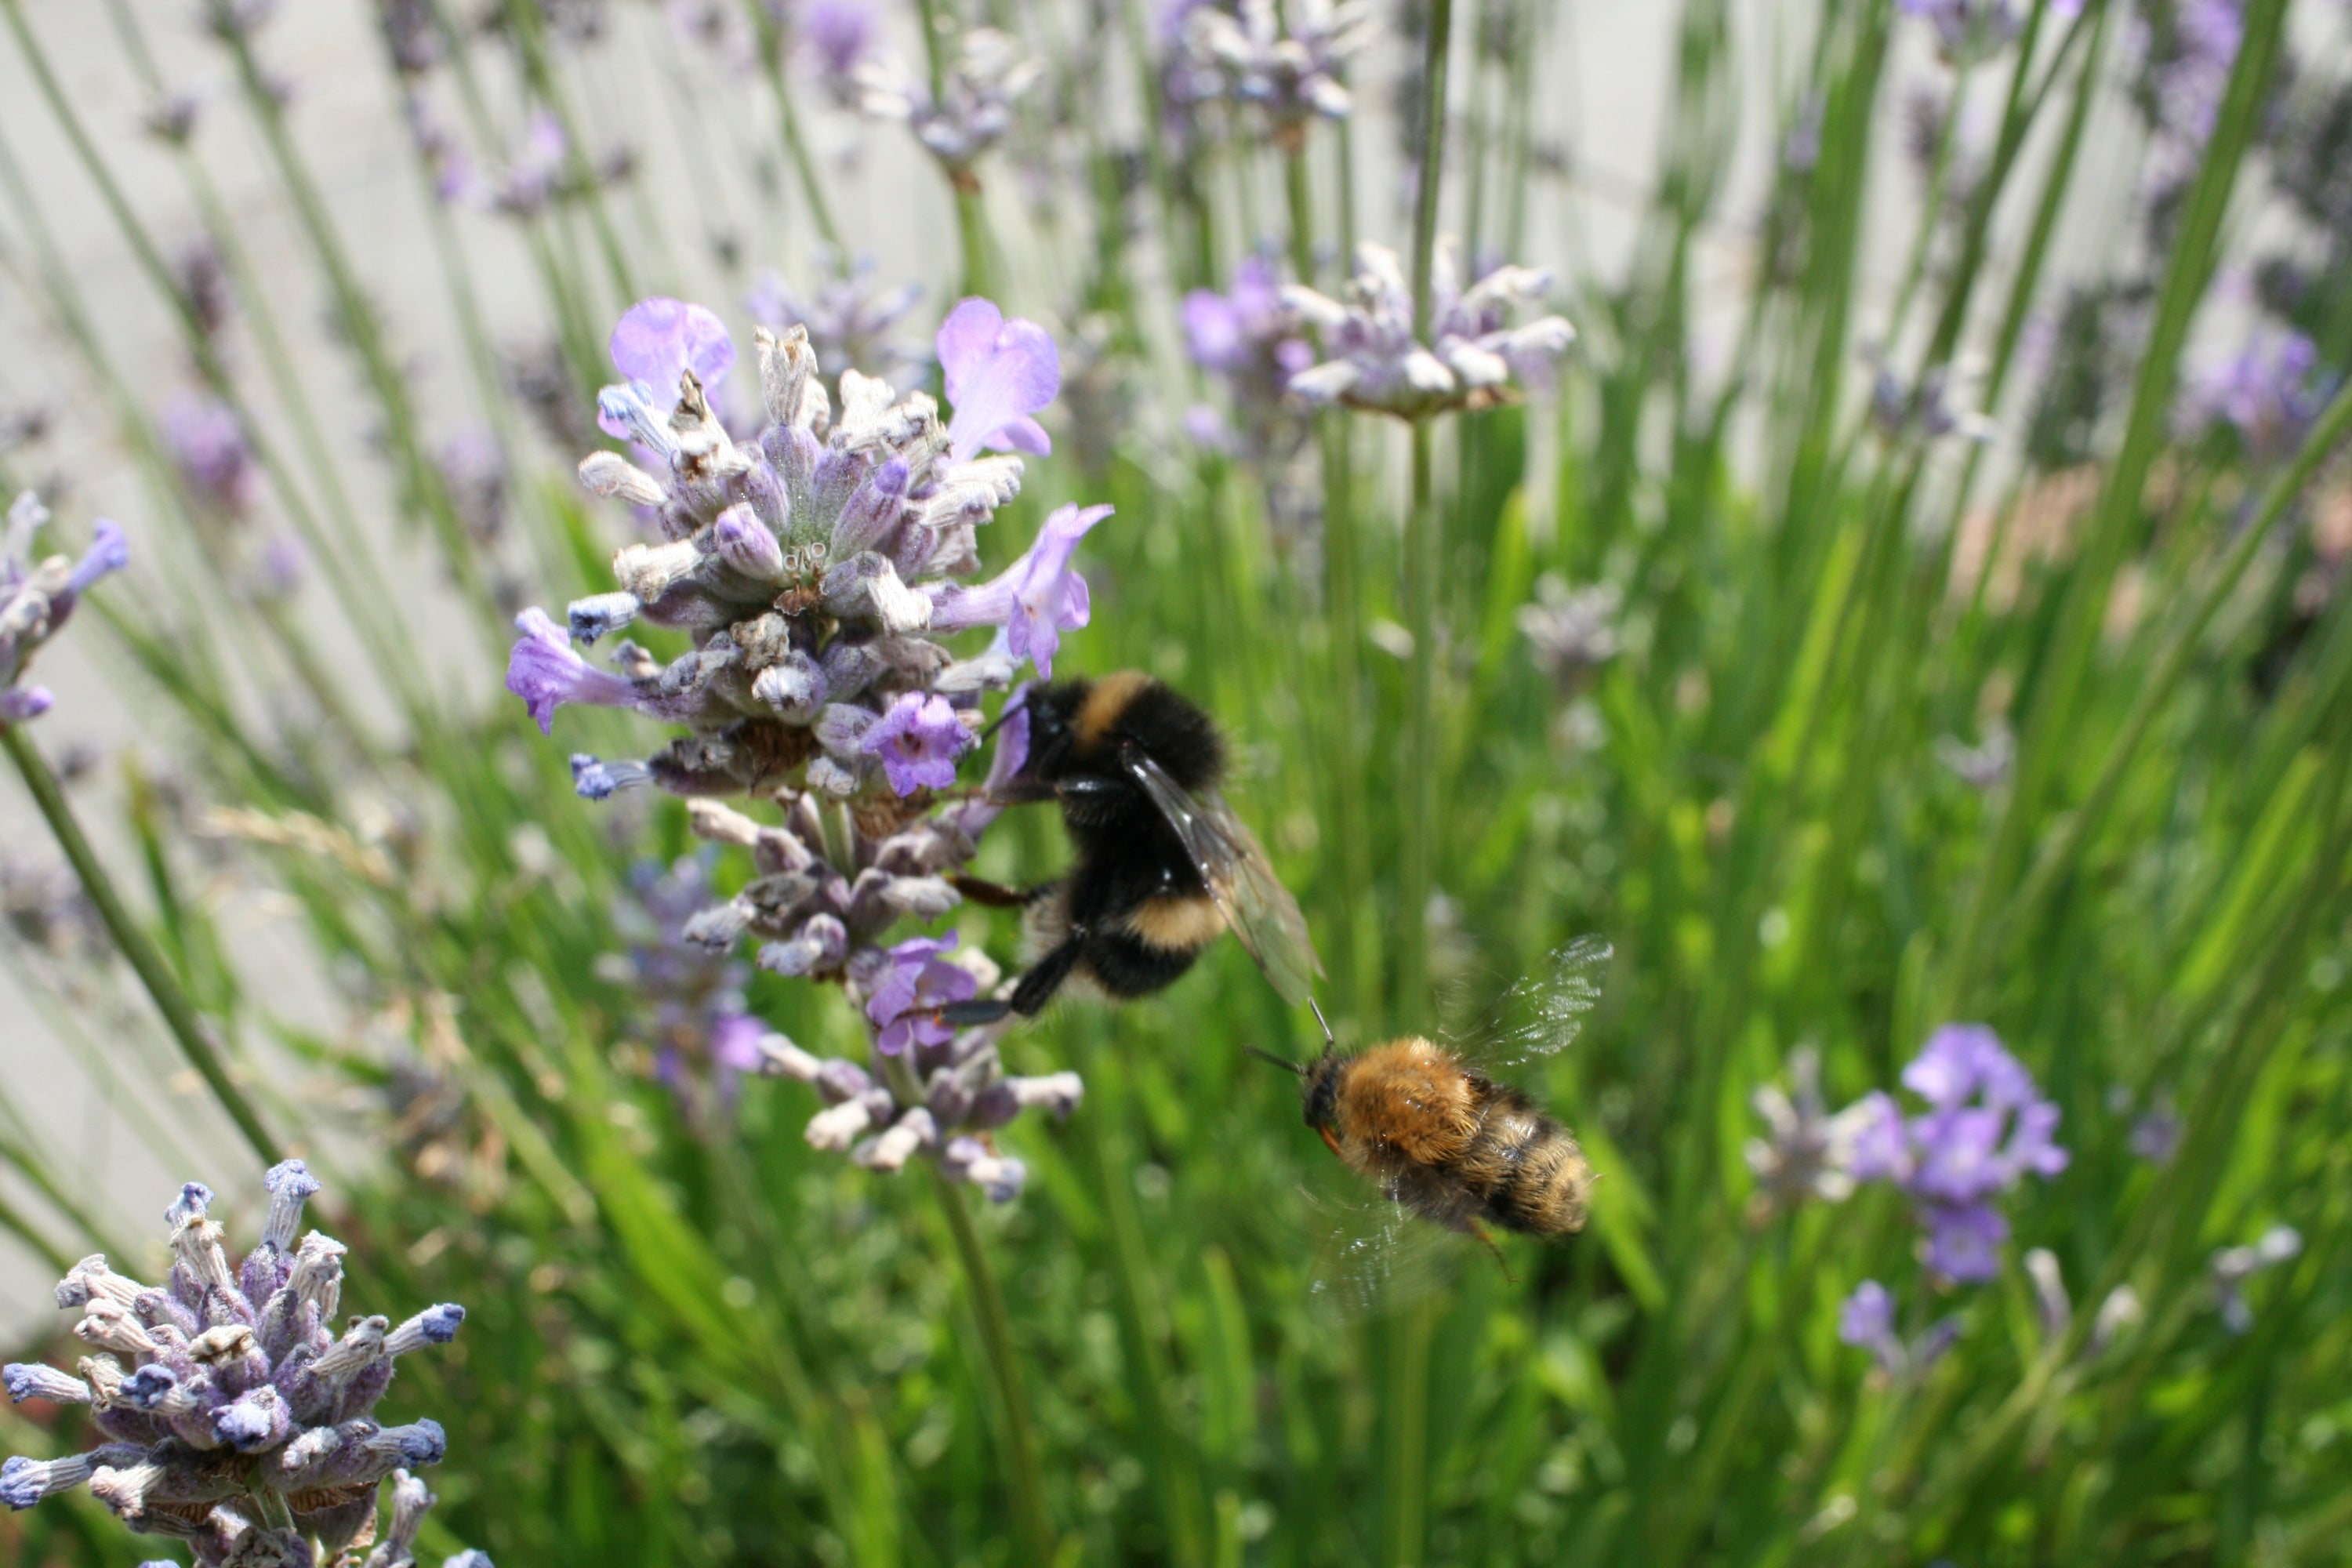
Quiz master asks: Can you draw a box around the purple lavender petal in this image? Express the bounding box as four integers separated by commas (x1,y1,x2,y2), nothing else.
937,298,1062,462
859,691,975,796
506,608,639,735
608,299,737,408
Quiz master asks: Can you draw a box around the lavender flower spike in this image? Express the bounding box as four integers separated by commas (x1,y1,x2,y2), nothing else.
2,492,129,728
1286,241,1573,419
1,1171,462,1565
938,298,1062,462
1844,1024,2068,1283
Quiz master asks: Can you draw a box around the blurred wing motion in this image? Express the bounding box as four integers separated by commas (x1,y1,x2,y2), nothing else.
1447,936,1613,1070
1300,1184,1467,1322
1126,748,1323,1006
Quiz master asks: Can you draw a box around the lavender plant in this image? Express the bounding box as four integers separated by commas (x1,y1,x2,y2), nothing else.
1,1165,463,1566
505,291,1103,1198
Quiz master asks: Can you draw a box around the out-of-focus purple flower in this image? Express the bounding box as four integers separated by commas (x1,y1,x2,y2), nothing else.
1287,241,1573,419
163,395,257,517
1868,356,1996,444
857,27,1040,171
1744,1046,1875,1211
2211,1225,2301,1333
258,533,306,599
1838,1279,1896,1349
2180,329,2326,459
866,932,979,1054
2128,1098,2181,1164
491,111,570,216
1174,0,1376,145
1844,1024,2067,1283
928,503,1113,677
436,423,510,544
746,255,927,394
2,493,125,728
505,607,639,733
860,691,974,796
1519,575,1621,691
0,1167,462,1565
938,297,1061,461
1838,1278,1961,1378
802,0,877,89
1183,255,1318,457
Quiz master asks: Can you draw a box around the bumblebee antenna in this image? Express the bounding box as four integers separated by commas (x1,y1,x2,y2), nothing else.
1308,998,1337,1049
1243,1044,1305,1075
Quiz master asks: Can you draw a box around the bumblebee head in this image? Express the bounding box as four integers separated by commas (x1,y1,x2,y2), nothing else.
985,678,1087,802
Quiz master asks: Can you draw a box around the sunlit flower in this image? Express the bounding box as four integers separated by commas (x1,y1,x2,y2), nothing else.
866,932,979,1054
1286,241,1573,419
937,297,1060,461
862,691,975,796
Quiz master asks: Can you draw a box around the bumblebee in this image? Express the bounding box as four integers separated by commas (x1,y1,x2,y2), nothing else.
946,671,1321,1020
1258,941,1609,1276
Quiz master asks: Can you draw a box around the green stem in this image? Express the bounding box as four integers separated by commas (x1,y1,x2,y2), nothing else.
1389,9,1453,1555
1,727,280,1166
2002,379,2352,933
1938,0,2290,1015
929,1168,1057,1566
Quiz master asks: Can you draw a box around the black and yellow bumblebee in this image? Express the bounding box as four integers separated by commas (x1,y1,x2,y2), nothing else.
944,671,1321,1022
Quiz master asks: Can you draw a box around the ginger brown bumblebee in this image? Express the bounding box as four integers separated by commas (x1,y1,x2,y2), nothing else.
1259,939,1609,1298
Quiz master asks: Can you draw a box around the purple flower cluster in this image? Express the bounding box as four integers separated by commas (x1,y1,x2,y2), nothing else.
1284,241,1574,419
1172,0,1377,148
2180,328,2325,458
0,1165,463,1567
746,253,928,397
1182,255,1316,464
2,491,129,726
1846,1025,2070,1282
608,853,766,1115
1837,1279,1960,1379
507,292,1100,797
760,949,1083,1203
1898,0,2081,66
856,28,1041,175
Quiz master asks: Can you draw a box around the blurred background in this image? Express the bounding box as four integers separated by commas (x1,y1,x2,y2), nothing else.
1,1,2349,1565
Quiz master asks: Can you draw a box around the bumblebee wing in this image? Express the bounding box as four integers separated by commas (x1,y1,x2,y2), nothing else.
1445,936,1613,1071
1300,1184,1465,1323
1125,750,1323,1006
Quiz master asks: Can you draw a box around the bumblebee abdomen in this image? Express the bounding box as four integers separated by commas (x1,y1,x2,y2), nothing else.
1454,1083,1592,1237
1336,1039,1479,1174
1121,892,1226,954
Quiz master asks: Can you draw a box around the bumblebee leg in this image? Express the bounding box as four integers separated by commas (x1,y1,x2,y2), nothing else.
1007,934,1090,1016
1317,1126,1345,1160
948,873,1036,909
1469,1220,1515,1286
935,997,1013,1028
